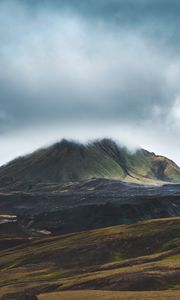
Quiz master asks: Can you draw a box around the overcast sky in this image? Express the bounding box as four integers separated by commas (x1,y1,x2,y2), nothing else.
0,0,180,166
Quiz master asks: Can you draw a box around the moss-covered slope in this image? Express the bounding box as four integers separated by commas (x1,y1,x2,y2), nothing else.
0,139,179,188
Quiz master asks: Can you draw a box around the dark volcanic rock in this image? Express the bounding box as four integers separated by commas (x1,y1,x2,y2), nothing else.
0,181,179,237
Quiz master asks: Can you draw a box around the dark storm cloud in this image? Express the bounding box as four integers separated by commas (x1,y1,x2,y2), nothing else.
21,0,180,22
20,0,180,45
0,0,178,126
0,0,180,165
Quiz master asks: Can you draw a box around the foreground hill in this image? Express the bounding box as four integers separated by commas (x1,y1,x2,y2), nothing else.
39,290,180,300
0,139,180,191
0,217,180,299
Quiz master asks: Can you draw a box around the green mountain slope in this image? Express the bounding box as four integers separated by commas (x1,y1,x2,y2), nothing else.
0,139,179,187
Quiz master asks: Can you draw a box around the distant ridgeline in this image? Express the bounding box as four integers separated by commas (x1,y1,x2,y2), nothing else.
0,139,180,191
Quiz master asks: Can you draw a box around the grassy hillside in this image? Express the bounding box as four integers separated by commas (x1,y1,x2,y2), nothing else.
0,217,180,299
0,139,179,190
39,290,180,300
127,149,180,183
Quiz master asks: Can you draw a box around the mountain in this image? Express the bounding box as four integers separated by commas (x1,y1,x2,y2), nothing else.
0,139,180,300
0,139,179,190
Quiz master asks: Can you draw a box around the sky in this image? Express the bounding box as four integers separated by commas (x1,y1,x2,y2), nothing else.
0,0,180,166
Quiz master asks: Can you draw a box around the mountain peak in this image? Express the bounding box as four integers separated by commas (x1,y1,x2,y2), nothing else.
0,139,179,191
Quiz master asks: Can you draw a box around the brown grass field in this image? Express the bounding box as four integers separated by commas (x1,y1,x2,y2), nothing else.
39,290,180,300
0,217,180,299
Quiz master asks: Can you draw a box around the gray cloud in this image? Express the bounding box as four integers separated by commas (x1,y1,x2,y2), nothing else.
15,0,180,48
0,0,180,165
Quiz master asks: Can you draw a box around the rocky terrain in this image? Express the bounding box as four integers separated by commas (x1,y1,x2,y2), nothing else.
0,180,180,237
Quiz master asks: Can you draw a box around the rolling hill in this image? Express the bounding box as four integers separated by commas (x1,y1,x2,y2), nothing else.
0,139,179,191
0,217,180,299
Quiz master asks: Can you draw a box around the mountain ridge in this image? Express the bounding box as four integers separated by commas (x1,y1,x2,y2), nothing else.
0,138,179,190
